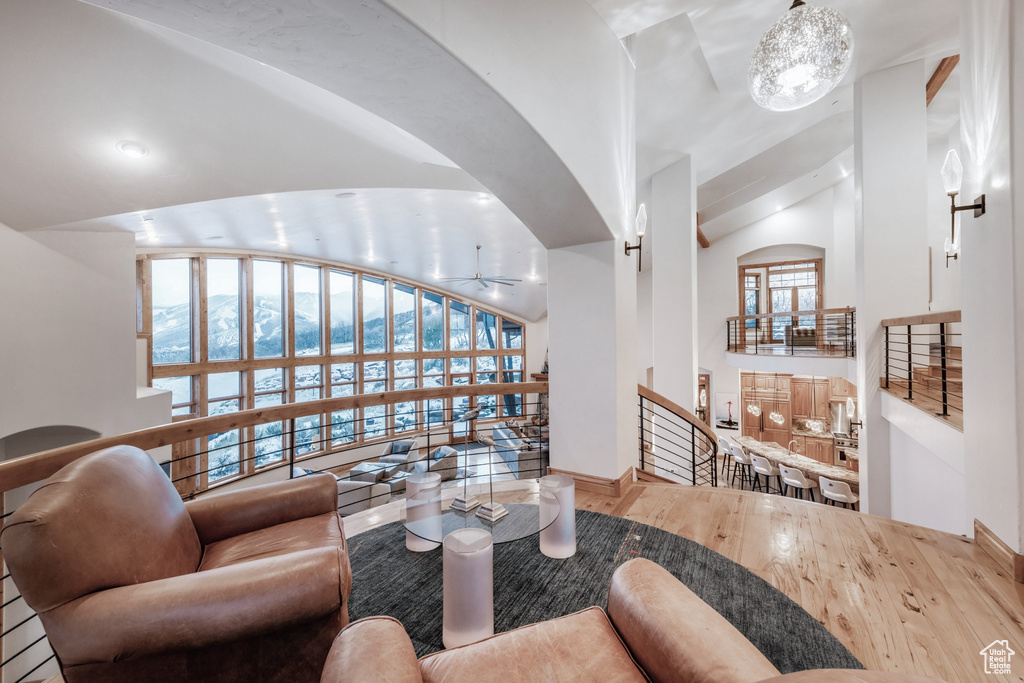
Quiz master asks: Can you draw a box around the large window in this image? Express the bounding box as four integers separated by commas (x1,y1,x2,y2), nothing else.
738,259,822,343
254,260,284,358
207,258,241,361
330,269,355,354
294,264,322,356
362,276,387,353
141,253,529,483
152,259,192,364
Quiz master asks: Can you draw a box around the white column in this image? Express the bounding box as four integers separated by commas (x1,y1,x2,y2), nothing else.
960,0,1023,550
548,240,638,480
854,60,930,517
651,156,699,411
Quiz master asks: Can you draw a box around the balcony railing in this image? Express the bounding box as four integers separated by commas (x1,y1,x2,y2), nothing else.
726,307,856,358
880,311,962,431
637,385,718,487
0,382,546,683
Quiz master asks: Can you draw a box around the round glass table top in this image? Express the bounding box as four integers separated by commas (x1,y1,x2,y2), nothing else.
400,487,559,545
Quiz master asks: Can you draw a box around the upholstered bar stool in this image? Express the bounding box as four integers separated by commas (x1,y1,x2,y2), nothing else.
730,445,753,490
779,465,818,501
750,454,783,495
819,476,860,509
718,437,734,479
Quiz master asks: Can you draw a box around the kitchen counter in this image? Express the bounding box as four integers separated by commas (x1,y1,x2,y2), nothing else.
733,435,859,493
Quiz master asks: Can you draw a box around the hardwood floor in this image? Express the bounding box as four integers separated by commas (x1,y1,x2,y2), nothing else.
346,480,1024,682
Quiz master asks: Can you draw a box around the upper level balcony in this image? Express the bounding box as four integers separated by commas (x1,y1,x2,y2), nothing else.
725,307,856,377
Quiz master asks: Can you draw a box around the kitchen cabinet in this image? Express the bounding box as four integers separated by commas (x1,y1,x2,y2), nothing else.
829,377,856,399
791,380,812,419
792,378,829,420
741,398,791,446
804,436,834,465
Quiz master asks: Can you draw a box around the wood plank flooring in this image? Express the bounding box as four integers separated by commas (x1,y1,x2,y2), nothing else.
347,481,1024,682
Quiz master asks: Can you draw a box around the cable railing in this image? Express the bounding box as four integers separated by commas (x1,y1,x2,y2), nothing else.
880,311,962,431
0,382,547,683
637,385,718,487
726,307,856,358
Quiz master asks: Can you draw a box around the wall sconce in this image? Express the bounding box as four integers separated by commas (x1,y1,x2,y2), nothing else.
940,149,986,267
625,203,647,272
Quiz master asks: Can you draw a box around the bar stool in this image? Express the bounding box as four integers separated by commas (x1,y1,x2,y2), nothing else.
779,465,818,501
729,445,753,489
718,437,733,479
819,476,860,509
749,454,783,495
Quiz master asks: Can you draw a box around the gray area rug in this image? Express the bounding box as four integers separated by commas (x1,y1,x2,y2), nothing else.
347,509,862,674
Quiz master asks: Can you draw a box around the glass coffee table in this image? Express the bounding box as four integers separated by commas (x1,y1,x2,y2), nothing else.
400,485,560,545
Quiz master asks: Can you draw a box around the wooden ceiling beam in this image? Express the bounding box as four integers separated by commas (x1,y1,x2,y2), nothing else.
696,213,710,248
926,55,960,107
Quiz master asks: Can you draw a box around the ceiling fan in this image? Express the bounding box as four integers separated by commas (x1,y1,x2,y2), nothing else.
438,245,522,290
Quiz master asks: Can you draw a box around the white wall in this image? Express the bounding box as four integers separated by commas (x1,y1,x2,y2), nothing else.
927,137,963,312
854,60,930,518
697,186,855,430
548,240,637,480
0,225,169,444
959,0,1024,551
384,0,636,244
889,424,967,536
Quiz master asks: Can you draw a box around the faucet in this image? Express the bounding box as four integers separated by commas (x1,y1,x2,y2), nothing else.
787,440,798,455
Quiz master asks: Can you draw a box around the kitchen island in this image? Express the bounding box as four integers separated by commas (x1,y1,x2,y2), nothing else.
733,435,859,494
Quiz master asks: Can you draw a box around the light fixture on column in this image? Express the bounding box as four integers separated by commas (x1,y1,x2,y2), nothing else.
624,203,647,272
748,1,854,112
940,149,985,267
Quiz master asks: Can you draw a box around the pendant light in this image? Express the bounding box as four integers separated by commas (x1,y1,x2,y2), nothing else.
769,373,785,425
748,1,854,112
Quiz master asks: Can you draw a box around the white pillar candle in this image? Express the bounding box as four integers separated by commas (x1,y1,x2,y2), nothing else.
539,474,576,558
442,528,493,648
405,472,442,552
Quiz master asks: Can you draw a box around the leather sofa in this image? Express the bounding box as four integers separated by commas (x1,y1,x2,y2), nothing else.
2,445,352,683
320,558,944,683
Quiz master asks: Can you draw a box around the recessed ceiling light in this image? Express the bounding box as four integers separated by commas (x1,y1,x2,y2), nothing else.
335,192,357,199
116,140,149,158
207,235,224,240
478,193,491,202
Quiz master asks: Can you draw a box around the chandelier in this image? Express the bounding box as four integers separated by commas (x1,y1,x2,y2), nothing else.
748,0,854,112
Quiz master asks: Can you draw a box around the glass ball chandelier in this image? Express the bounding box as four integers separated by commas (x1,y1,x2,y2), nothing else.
748,0,854,112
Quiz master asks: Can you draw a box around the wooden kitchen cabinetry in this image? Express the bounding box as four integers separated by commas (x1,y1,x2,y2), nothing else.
829,377,856,399
791,378,829,420
804,436,834,464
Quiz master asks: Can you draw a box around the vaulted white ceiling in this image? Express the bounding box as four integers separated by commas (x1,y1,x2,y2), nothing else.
0,0,959,321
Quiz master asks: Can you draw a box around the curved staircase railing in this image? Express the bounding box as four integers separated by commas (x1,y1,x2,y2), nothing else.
637,384,718,487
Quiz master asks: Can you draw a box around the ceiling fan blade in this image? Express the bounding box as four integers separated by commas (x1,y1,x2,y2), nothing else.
486,279,516,287
482,277,522,284
437,277,475,283
478,279,490,289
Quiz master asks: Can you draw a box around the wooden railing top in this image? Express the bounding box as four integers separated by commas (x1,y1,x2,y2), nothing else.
0,382,547,494
725,306,854,323
880,310,961,327
637,384,718,449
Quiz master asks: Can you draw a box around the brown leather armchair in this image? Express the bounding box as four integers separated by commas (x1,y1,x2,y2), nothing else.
320,558,945,683
2,445,351,683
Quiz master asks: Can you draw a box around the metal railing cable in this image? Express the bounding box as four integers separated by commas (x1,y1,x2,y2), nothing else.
880,313,962,426
726,307,856,358
636,385,717,487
